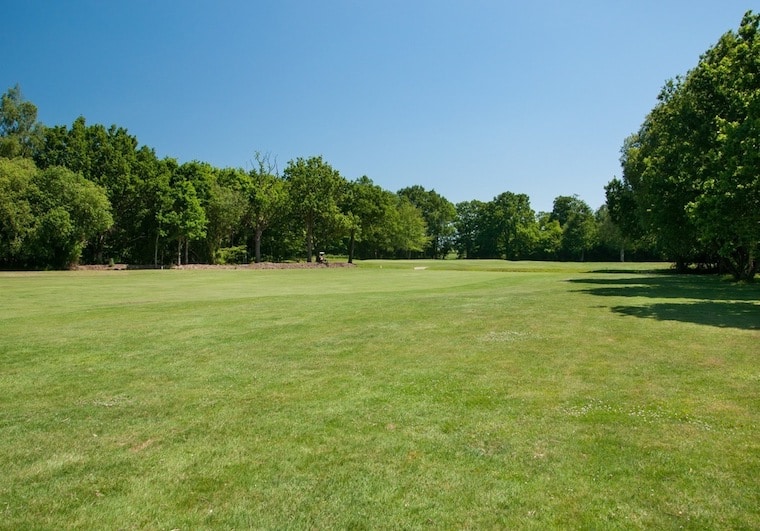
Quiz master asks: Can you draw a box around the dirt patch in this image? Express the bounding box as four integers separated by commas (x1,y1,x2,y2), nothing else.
175,262,355,270
75,262,356,271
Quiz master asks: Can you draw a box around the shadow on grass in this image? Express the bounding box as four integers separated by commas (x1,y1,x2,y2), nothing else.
568,275,760,302
612,301,759,330
569,275,760,330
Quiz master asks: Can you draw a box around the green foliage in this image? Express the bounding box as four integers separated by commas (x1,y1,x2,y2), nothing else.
341,176,384,262
213,245,248,264
284,155,348,261
159,179,207,265
36,166,113,267
684,13,760,280
0,158,36,264
486,192,537,259
613,11,760,279
594,205,625,260
390,195,430,256
453,200,486,258
398,185,457,258
534,211,563,259
35,116,161,263
456,192,538,260
137,154,175,266
247,154,288,263
0,158,113,268
341,176,432,261
2,85,636,268
205,178,247,263
0,85,44,158
551,195,597,261
453,194,612,262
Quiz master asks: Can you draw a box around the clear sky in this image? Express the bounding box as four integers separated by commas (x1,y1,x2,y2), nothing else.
2,1,756,212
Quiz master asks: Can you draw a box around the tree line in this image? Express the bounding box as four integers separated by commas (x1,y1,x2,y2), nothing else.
1,12,757,277
0,86,633,269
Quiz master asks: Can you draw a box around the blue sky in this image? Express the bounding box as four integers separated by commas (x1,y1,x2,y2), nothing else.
2,1,756,212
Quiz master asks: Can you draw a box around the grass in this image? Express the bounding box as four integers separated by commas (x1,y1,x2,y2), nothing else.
0,261,758,529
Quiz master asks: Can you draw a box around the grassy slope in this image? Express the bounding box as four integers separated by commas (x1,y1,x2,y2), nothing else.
0,262,758,529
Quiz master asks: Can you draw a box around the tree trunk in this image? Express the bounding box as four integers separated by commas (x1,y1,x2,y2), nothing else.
749,246,756,281
254,227,263,263
177,238,182,266
730,245,758,281
95,233,105,264
154,231,160,266
348,228,355,264
306,221,314,262
620,246,625,263
185,238,189,265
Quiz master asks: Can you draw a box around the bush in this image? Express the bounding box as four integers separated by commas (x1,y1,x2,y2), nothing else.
214,245,248,265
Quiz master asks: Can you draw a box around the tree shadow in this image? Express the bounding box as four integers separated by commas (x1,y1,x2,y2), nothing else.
612,301,759,330
568,274,760,330
568,275,760,302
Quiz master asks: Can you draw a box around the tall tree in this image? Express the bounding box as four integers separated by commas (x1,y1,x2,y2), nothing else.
30,166,114,268
390,196,429,258
205,168,248,264
612,11,760,279
0,158,113,268
594,205,626,262
550,195,597,261
0,157,37,265
247,153,288,263
140,156,175,266
397,185,457,259
684,12,760,279
35,117,151,263
485,192,537,260
534,211,563,260
454,200,487,259
0,85,44,159
160,179,207,265
284,156,347,262
169,162,235,264
341,176,390,263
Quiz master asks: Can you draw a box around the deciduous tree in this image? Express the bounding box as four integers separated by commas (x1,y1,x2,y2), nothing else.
247,154,288,263
341,176,390,262
0,158,113,268
551,195,597,261
485,192,537,260
391,196,429,258
454,200,487,259
0,158,37,265
398,185,457,258
206,168,248,263
284,156,347,262
0,85,43,158
612,11,760,279
160,179,207,265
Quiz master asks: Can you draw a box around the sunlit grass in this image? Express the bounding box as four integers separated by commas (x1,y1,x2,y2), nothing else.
357,258,672,273
1,263,758,528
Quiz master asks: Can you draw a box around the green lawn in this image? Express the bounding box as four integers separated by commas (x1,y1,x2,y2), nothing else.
1,261,758,529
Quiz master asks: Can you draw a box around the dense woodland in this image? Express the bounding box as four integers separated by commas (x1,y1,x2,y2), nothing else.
1,12,757,279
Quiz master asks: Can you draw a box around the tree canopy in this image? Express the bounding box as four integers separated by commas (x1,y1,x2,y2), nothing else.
0,158,112,269
608,11,760,280
0,85,43,159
